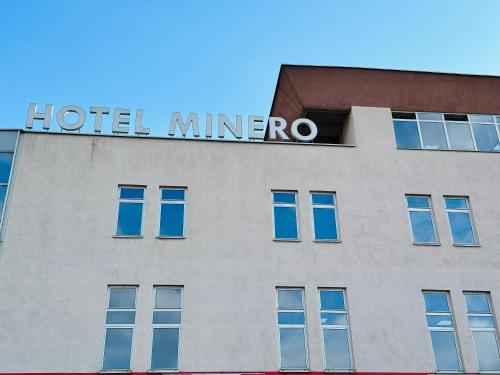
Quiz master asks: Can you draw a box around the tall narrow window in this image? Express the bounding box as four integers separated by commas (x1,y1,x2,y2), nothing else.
444,197,477,245
406,195,438,244
0,131,19,227
276,288,308,370
102,286,137,370
116,186,145,237
151,286,182,370
273,191,299,240
319,289,353,370
423,291,462,371
159,188,186,238
464,292,500,371
311,192,339,241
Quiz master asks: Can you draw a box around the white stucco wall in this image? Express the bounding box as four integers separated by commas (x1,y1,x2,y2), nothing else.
0,106,499,372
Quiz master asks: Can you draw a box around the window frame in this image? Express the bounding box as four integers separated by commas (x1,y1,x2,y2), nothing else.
114,185,146,238
149,286,183,372
444,196,479,247
101,285,138,371
272,190,301,241
422,290,463,372
276,287,310,371
318,288,354,371
464,291,500,373
157,187,187,239
310,192,341,243
405,195,440,246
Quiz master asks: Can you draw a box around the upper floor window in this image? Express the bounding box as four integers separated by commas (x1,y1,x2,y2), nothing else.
311,192,340,241
116,186,145,237
102,286,137,370
272,191,299,240
276,288,309,370
159,188,186,238
406,195,438,245
464,292,500,371
444,196,477,246
392,112,500,152
0,131,19,226
423,291,462,372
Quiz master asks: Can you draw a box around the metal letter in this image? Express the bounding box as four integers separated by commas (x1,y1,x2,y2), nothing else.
248,115,264,140
26,103,53,130
268,117,289,140
291,118,318,142
112,108,131,134
134,109,149,135
218,114,242,139
169,112,200,137
205,113,212,138
56,105,86,131
90,107,110,133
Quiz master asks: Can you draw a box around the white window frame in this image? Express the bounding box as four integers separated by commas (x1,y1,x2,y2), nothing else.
318,288,354,371
101,285,137,371
149,286,183,372
276,287,310,370
423,290,463,372
157,187,187,239
114,185,146,238
310,192,341,242
444,196,478,246
272,191,300,241
464,292,500,373
406,195,439,245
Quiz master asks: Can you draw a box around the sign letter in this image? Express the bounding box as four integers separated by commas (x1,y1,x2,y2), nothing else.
26,103,53,130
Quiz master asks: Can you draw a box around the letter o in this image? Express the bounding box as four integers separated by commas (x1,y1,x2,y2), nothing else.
291,118,317,142
56,105,86,131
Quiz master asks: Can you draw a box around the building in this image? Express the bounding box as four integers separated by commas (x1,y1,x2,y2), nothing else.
1,65,500,374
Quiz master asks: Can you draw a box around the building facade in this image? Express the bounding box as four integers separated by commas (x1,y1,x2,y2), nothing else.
1,66,500,374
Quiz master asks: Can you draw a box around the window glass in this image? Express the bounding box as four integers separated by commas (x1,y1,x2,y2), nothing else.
0,185,7,216
151,328,180,370
109,288,137,309
0,131,18,152
469,114,494,123
472,332,500,371
153,311,182,324
446,123,474,150
312,193,335,205
407,196,430,208
160,204,184,237
278,312,305,325
407,196,437,244
116,202,143,236
106,311,136,324
278,289,303,309
0,153,13,184
445,197,476,245
323,329,351,370
420,122,448,150
274,206,298,240
417,112,443,121
320,290,345,310
120,188,144,199
393,120,421,149
161,189,185,200
313,208,338,240
424,292,449,312
465,294,490,313
155,288,182,309
430,331,461,371
102,328,134,370
321,312,348,325
468,316,495,328
445,198,468,209
472,124,500,151
273,192,296,204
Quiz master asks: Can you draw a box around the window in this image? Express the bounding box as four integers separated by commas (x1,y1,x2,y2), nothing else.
276,288,309,370
159,188,186,238
319,289,353,370
444,197,477,245
151,287,183,370
464,292,500,371
0,131,19,226
272,191,299,240
423,291,462,371
392,111,500,152
406,195,438,245
102,286,137,370
311,192,339,241
116,186,145,236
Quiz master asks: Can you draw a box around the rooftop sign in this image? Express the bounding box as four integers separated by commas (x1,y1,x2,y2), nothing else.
25,103,318,142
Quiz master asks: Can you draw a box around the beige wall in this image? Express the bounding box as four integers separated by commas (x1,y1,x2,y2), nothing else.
0,106,499,372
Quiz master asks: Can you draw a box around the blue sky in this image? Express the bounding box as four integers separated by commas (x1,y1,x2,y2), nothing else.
2,0,500,136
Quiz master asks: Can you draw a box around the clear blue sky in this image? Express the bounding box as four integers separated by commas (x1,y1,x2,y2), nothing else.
2,0,500,136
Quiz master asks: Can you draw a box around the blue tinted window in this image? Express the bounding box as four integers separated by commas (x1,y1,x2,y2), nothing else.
430,331,461,371
159,203,184,237
409,211,436,244
155,288,182,309
446,123,474,151
273,192,296,204
472,124,500,151
278,289,303,309
320,290,345,310
0,185,6,215
465,294,490,313
151,328,180,370
0,153,13,184
278,312,305,324
424,292,449,312
418,112,443,121
470,114,494,123
279,328,307,369
420,122,448,150
120,187,144,199
323,329,351,370
274,206,298,239
473,331,500,371
445,198,467,209
313,208,338,240
448,212,475,245
161,189,185,200
153,311,182,324
407,196,430,208
393,120,421,149
312,193,334,205
106,311,136,324
116,202,143,236
109,287,136,308
102,328,133,370
321,312,348,326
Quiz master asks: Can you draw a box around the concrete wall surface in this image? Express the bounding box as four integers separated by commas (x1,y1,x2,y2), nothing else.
0,106,499,372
